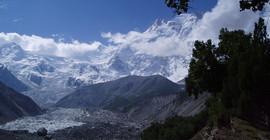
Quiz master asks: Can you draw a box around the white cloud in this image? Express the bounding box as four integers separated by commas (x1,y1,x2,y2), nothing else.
131,35,190,56
0,2,7,9
0,32,102,58
187,0,260,43
102,0,261,57
102,30,184,56
101,32,112,38
102,31,143,44
13,18,22,23
102,26,189,56
263,4,270,34
51,34,59,37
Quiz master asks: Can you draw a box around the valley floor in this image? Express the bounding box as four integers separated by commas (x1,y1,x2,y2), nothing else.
0,129,44,140
2,117,270,140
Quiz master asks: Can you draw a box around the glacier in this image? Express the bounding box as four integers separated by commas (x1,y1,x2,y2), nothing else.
0,107,139,134
0,108,85,133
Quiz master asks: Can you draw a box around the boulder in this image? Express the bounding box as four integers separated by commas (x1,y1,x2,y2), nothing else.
37,127,47,136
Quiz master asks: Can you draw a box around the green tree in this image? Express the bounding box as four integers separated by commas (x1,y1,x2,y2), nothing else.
185,40,223,98
165,0,269,15
165,0,189,15
140,111,208,140
240,0,269,11
185,18,270,125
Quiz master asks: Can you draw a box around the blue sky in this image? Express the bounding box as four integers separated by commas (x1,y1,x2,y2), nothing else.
0,0,217,43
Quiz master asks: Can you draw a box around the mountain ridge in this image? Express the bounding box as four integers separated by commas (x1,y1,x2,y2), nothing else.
0,64,28,92
55,75,183,110
54,75,209,122
0,81,42,124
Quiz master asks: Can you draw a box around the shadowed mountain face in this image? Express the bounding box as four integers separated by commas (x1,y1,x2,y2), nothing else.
55,75,183,111
0,64,28,92
0,81,42,125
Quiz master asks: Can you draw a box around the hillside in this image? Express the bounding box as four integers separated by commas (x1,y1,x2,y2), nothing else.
0,81,42,124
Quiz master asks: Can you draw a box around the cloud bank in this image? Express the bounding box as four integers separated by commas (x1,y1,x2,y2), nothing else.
0,0,265,58
187,0,260,43
102,30,189,56
0,32,101,58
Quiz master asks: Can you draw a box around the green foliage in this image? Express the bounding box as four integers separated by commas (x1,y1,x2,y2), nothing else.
140,111,209,140
240,0,269,11
186,18,270,126
165,0,189,15
165,0,269,15
186,40,223,98
207,94,232,128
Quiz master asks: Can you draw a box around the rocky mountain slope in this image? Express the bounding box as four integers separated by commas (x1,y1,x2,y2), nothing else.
0,13,202,107
0,81,42,124
55,75,210,122
55,75,183,110
0,64,28,92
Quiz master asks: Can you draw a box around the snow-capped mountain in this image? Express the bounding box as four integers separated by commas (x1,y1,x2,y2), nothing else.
147,13,201,38
0,13,202,107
